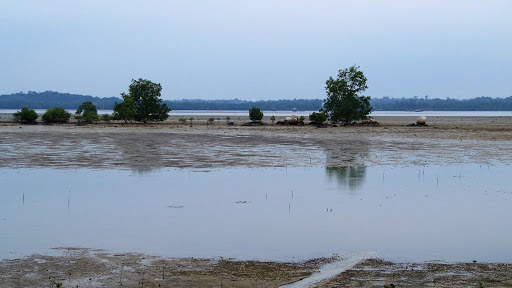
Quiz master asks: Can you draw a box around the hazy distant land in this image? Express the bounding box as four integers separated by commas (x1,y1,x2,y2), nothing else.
1,91,512,111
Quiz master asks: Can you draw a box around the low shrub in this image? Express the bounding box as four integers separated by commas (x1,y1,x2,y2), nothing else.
82,110,99,123
309,111,328,123
42,107,71,123
101,114,112,122
13,107,38,123
249,107,263,121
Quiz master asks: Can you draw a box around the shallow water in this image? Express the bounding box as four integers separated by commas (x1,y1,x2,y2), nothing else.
1,164,511,262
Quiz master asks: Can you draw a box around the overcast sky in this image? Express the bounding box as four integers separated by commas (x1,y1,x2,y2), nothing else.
1,1,511,100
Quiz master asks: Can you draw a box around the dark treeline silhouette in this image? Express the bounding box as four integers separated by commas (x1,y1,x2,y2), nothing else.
371,96,512,111
0,91,120,109
0,91,323,111
164,99,323,111
2,91,512,111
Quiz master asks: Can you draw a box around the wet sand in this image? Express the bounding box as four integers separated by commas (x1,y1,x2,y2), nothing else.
0,248,318,288
1,116,511,170
323,259,512,287
2,250,512,287
1,115,512,287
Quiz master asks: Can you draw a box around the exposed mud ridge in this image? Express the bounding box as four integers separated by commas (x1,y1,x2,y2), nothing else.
0,248,319,288
1,250,512,287
322,258,512,287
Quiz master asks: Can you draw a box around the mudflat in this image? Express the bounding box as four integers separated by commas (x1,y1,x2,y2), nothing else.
1,116,511,287
2,249,511,287
1,116,511,170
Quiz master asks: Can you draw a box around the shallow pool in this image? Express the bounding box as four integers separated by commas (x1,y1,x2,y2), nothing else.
1,164,511,262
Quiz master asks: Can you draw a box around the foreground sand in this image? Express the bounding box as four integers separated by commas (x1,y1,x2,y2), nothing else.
2,249,512,287
1,116,511,287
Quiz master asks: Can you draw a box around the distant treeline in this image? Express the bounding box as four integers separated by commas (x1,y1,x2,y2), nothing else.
0,91,119,109
371,96,512,111
2,91,512,111
0,91,323,111
163,99,323,111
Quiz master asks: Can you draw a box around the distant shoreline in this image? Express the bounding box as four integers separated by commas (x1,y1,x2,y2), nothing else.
2,109,512,119
2,91,512,111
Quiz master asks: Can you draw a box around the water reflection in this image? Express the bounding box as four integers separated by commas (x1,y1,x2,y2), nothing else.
322,139,370,194
323,139,371,168
325,166,367,194
111,133,169,170
131,167,160,175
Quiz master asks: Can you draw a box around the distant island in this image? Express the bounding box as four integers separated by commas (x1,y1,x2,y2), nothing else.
0,91,323,111
1,91,512,111
0,91,120,110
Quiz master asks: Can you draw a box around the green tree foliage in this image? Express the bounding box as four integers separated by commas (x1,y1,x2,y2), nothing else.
207,117,215,126
82,110,99,123
323,66,372,124
115,78,170,123
309,111,328,123
101,114,112,122
75,101,97,114
42,107,71,123
13,107,38,123
178,117,187,124
249,107,263,121
75,101,99,124
113,95,136,123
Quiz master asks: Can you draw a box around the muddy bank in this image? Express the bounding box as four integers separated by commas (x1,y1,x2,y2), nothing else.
1,116,511,170
0,248,319,288
322,258,512,287
1,249,511,288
